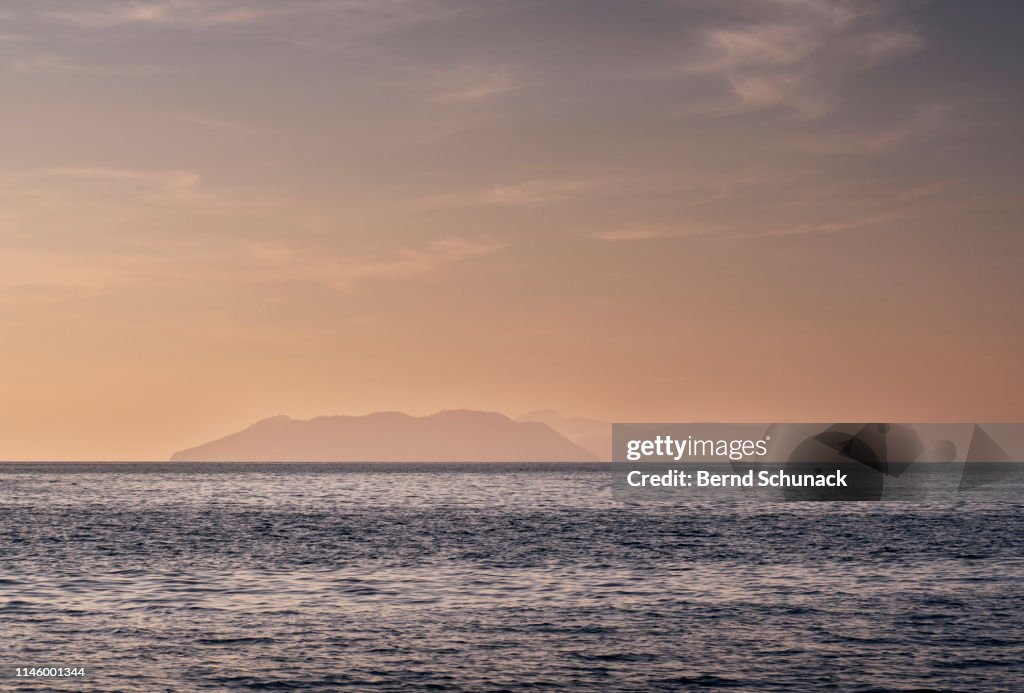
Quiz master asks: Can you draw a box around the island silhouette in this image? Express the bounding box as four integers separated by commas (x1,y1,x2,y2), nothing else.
170,409,601,462
516,410,611,461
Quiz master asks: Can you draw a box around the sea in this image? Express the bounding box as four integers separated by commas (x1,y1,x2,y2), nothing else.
0,462,1021,692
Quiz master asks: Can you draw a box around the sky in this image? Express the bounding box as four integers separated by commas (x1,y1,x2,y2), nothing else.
1,0,1022,460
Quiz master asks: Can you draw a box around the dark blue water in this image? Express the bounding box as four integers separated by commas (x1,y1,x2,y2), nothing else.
0,463,1022,691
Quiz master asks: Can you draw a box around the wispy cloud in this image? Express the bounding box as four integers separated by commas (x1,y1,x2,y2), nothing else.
672,0,925,118
30,166,301,213
594,212,908,241
11,54,167,75
595,225,709,242
416,178,601,209
0,165,505,295
50,0,457,35
781,105,953,155
51,0,304,28
0,233,504,295
760,211,907,237
37,166,204,203
240,235,505,288
299,237,506,290
420,64,529,103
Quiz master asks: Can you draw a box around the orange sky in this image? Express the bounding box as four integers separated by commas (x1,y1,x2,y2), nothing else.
1,1,1023,459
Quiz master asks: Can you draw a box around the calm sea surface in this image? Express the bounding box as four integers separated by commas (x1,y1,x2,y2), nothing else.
0,463,1021,691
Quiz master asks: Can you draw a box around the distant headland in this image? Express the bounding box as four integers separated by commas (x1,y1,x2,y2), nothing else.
170,409,606,462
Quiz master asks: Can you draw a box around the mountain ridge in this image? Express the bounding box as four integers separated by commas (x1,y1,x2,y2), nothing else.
516,409,612,461
170,409,599,462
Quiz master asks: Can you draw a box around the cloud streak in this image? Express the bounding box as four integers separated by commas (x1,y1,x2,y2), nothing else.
416,179,603,209
0,166,505,295
760,212,908,237
10,53,168,75
49,0,457,34
52,0,316,28
673,0,925,118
